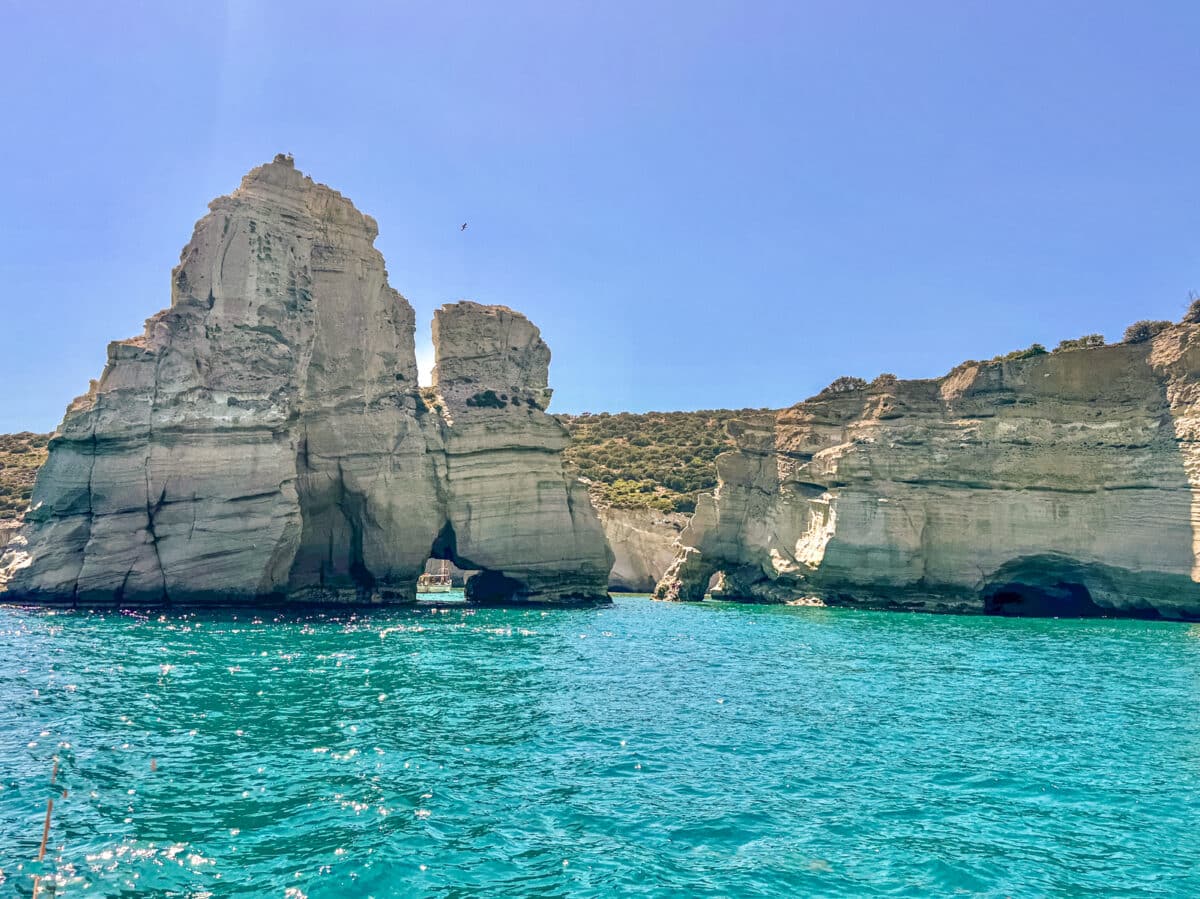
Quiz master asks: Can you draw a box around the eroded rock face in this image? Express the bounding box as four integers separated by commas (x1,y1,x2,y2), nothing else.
657,332,1200,619
0,157,612,606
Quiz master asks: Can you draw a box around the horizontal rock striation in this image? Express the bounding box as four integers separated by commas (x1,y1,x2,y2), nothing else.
1,156,612,606
657,328,1200,619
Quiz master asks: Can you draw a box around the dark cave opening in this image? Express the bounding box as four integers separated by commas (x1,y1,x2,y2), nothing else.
982,581,1161,619
464,569,529,604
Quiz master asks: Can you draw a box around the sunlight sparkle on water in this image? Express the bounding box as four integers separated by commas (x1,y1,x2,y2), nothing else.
1,597,1198,896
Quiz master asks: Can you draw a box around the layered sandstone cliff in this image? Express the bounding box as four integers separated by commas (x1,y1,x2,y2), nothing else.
657,328,1200,619
0,156,611,606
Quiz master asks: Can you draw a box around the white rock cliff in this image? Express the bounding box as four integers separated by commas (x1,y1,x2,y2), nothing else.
0,156,612,605
657,332,1200,619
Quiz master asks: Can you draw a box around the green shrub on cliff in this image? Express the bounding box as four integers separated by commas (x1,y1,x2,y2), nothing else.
0,432,50,520
993,343,1049,362
560,409,769,512
1123,320,1172,344
466,389,507,408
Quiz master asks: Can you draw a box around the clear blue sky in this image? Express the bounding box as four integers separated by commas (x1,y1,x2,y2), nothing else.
2,1,1198,432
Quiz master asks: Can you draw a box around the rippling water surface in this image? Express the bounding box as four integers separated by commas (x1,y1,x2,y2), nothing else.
2,596,1199,897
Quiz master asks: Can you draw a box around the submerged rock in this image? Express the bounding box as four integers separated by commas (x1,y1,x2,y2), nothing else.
656,332,1200,619
0,156,612,606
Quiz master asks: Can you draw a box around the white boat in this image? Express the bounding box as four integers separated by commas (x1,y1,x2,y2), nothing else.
417,560,454,594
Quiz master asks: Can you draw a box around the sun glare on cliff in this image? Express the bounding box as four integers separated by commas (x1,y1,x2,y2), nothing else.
416,340,434,386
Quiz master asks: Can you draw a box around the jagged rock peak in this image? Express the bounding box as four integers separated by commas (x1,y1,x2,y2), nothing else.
432,302,553,411
218,154,381,241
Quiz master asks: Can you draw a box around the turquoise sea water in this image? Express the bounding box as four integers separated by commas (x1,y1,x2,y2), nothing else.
1,596,1198,898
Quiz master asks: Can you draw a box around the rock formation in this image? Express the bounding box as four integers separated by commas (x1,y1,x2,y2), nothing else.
657,330,1200,619
424,302,612,602
0,156,612,606
596,507,689,592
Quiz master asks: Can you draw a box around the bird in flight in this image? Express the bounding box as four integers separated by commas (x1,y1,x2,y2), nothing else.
460,222,468,231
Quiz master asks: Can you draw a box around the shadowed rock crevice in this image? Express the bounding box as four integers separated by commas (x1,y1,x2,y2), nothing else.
463,569,528,604
983,582,1110,618
427,520,461,566
978,555,1166,619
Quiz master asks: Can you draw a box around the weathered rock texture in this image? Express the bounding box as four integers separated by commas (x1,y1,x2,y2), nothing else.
0,157,612,606
657,330,1200,619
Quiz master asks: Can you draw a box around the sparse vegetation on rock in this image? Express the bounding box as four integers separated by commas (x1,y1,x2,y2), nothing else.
1182,293,1200,324
465,389,506,409
993,343,1049,362
1055,334,1106,352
